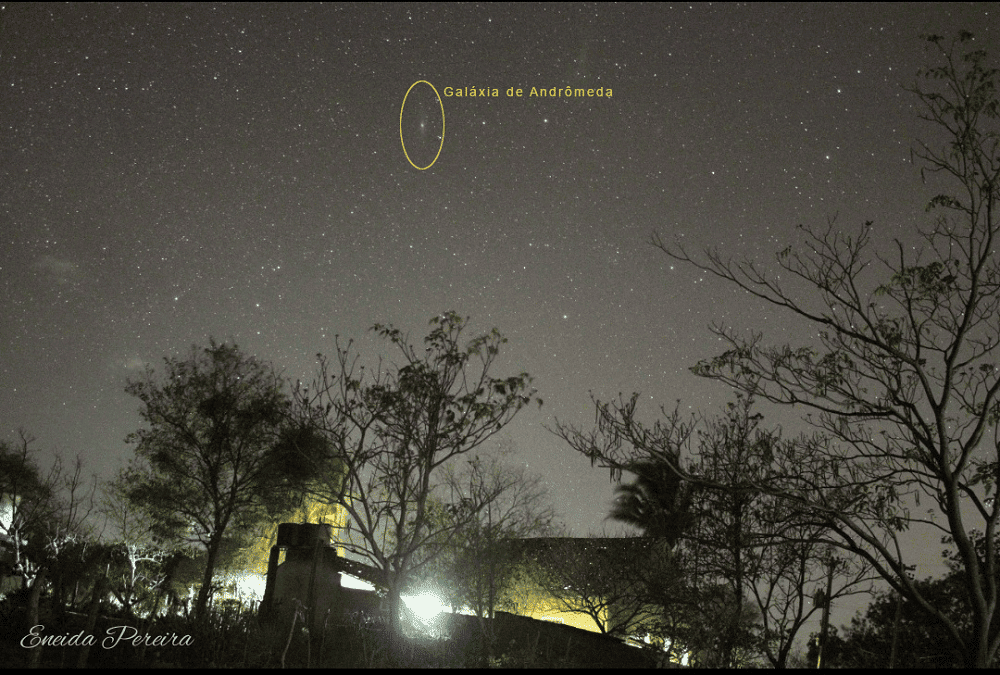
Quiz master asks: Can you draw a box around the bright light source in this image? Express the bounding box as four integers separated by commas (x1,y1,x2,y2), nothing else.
233,573,267,600
341,574,375,591
401,591,449,622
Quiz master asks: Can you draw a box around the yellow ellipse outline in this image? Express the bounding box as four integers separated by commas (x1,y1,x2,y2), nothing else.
400,80,445,170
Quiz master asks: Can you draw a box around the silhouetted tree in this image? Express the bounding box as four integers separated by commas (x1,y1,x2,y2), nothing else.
438,443,558,626
296,312,540,635
606,452,698,662
519,536,660,638
686,397,874,667
610,458,695,546
0,431,98,666
560,396,872,667
122,339,309,621
558,32,1000,669
809,538,992,670
0,431,57,589
99,479,186,618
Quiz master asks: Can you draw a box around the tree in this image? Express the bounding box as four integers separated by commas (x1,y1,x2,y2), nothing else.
0,430,98,670
99,478,179,618
810,537,990,670
296,312,540,634
610,458,695,546
678,399,770,667
518,536,661,638
0,430,58,588
606,456,699,662
0,432,98,591
123,339,308,621
683,397,874,668
816,531,1000,668
634,32,999,667
559,395,874,667
39,453,99,618
747,524,872,668
437,443,558,624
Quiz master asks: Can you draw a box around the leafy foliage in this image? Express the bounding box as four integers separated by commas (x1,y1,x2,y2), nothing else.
811,536,998,669
123,339,308,620
610,458,695,547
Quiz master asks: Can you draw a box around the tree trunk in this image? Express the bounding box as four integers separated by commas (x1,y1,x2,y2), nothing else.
123,555,138,618
52,570,66,621
386,583,406,661
968,614,994,669
27,569,46,669
387,585,403,634
195,539,221,622
76,575,106,668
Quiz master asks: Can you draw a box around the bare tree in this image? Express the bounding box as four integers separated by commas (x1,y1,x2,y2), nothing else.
0,432,97,586
43,453,99,616
296,312,540,633
0,430,57,588
640,33,1000,667
747,514,873,668
685,397,875,667
0,430,98,667
99,479,175,618
567,395,871,666
438,442,558,622
517,536,660,638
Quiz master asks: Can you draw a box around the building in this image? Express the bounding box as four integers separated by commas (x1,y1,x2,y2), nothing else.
258,522,383,632
255,524,689,664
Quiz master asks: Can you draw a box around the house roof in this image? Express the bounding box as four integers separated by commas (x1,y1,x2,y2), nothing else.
330,555,387,590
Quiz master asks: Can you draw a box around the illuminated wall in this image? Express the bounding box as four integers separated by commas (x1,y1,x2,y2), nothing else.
230,500,347,586
507,583,609,633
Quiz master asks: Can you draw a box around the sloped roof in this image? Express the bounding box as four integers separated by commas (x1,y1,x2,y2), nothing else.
330,555,388,590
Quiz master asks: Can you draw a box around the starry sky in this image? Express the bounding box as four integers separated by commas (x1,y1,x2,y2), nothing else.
2,2,998,630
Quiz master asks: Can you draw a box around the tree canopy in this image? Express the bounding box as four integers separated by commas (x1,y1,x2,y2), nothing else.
556,32,1000,668
123,339,309,620
812,537,996,668
658,33,1000,668
295,311,541,633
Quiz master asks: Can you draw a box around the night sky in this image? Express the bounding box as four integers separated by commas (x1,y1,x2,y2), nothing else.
3,2,998,629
